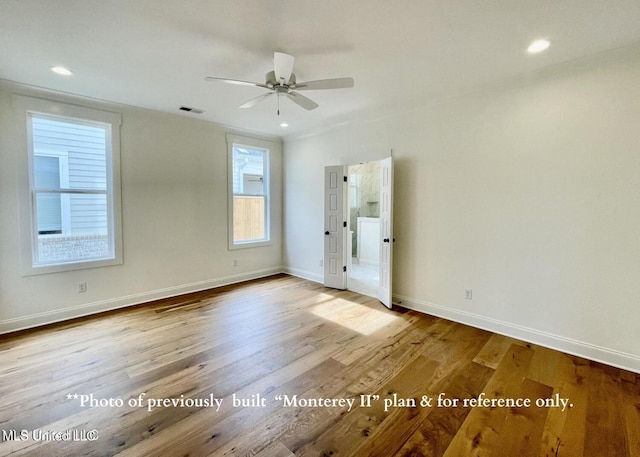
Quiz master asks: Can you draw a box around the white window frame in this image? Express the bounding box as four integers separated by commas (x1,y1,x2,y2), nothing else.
14,95,123,275
227,133,273,250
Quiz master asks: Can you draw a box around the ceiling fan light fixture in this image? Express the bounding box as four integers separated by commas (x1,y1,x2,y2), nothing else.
527,39,550,54
274,52,294,85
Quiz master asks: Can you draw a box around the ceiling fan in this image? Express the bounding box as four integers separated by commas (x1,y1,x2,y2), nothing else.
205,52,354,114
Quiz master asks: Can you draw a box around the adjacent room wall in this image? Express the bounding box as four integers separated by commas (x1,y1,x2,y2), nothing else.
0,81,283,332
283,44,640,372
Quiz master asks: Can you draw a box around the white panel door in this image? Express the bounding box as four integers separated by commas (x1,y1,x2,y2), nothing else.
378,157,394,308
324,165,347,289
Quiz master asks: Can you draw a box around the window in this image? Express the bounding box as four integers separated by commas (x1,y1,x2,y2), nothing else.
16,95,122,274
227,134,271,248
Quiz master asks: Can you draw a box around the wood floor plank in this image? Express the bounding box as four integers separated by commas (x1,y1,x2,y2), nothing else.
487,377,552,457
393,360,495,457
254,440,296,457
472,333,527,370
537,355,589,457
584,364,630,457
527,345,560,388
624,392,640,457
442,344,537,457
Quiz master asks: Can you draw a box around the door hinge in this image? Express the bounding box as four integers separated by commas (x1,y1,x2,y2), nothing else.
343,266,347,272
343,221,347,228
344,176,348,182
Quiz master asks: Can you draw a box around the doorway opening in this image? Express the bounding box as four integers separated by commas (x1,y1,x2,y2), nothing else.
323,156,393,307
347,161,381,298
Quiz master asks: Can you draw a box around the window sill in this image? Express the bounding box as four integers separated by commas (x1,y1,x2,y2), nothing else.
228,240,273,250
22,256,123,276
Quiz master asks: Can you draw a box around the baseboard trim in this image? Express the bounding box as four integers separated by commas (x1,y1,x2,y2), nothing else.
394,293,640,375
282,266,323,284
0,267,284,335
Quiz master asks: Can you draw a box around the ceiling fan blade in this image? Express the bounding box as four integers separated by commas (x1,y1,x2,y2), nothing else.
239,92,274,109
294,77,354,90
285,91,319,110
204,76,269,89
274,52,294,84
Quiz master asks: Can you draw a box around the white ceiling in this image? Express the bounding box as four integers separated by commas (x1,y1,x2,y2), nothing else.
2,0,640,138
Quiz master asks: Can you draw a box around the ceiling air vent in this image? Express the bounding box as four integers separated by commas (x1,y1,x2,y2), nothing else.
179,106,205,114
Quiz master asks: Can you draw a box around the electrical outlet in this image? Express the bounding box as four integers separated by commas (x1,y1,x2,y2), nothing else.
464,289,472,300
233,259,238,267
78,282,87,293
319,259,324,267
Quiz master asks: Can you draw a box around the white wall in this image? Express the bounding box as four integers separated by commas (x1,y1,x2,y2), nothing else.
283,44,640,372
0,82,283,332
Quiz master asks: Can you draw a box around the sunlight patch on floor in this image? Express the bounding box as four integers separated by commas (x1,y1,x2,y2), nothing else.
310,298,397,336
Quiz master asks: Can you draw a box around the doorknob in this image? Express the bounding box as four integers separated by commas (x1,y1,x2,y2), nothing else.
325,231,330,235
383,238,390,243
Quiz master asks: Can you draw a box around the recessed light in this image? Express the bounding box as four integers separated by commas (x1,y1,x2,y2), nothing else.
51,66,74,76
527,39,550,54
280,122,289,128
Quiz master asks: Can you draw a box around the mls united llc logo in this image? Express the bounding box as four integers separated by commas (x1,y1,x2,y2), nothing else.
2,429,99,442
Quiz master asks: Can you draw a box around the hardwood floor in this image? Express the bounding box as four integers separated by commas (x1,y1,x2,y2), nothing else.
0,274,638,456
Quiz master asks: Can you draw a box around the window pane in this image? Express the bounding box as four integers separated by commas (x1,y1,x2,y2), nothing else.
69,193,108,235
36,193,110,264
36,193,62,234
233,196,265,242
32,117,107,191
34,156,62,233
233,147,264,195
34,155,61,189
